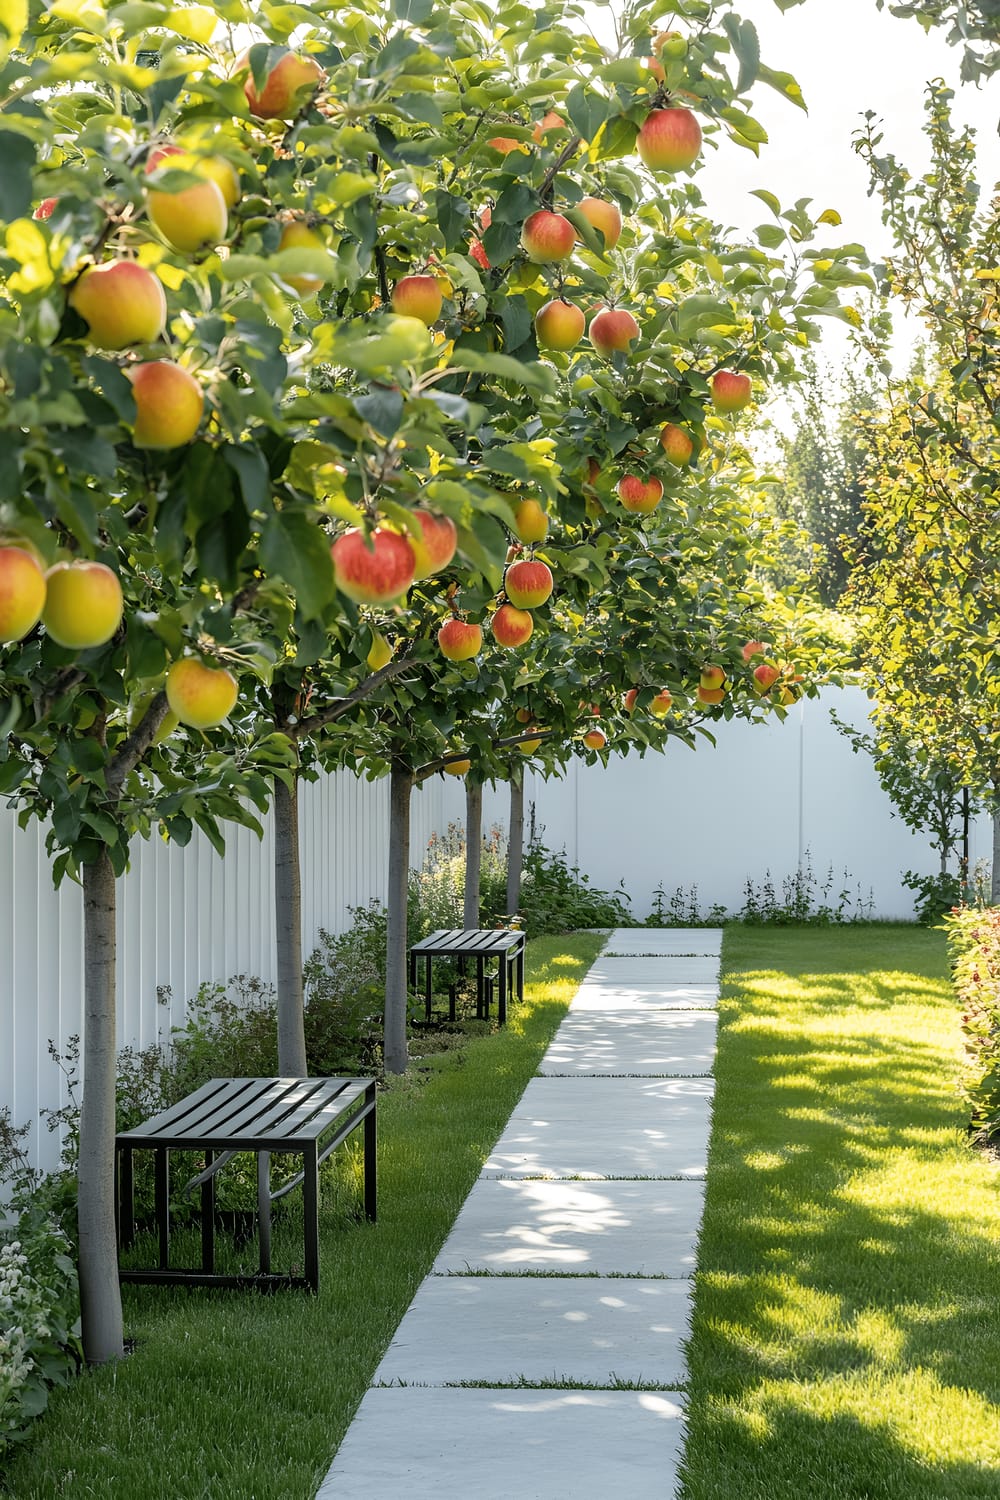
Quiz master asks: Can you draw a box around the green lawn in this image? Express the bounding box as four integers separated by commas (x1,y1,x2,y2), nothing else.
681,925,1000,1500
2,934,603,1500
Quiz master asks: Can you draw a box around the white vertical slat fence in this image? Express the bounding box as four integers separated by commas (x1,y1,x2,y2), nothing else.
1,767,465,1180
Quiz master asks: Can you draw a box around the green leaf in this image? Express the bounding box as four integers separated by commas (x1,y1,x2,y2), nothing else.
757,62,808,112
722,14,760,95
222,445,270,513
750,188,782,217
0,131,35,222
259,511,336,620
355,385,405,437
564,84,610,145
450,349,556,394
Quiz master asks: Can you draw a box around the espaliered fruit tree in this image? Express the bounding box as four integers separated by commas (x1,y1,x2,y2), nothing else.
0,0,869,1363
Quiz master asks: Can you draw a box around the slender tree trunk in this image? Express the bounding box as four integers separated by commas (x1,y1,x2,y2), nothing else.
992,800,1000,905
384,760,413,1075
464,779,483,929
274,770,307,1076
78,850,124,1365
962,787,970,889
506,770,524,918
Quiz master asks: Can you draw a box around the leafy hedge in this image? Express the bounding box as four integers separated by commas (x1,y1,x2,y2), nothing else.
0,1198,82,1454
944,906,1000,1143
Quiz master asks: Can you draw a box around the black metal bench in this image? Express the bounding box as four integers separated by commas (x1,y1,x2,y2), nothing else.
408,928,525,1024
115,1075,376,1293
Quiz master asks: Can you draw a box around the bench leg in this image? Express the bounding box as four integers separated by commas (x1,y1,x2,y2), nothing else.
155,1147,170,1271
117,1145,135,1251
498,954,508,1025
303,1143,320,1292
257,1150,272,1276
201,1149,216,1274
424,955,433,1022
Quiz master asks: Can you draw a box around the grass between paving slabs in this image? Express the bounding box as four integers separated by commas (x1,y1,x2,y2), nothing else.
681,925,1000,1500
1,933,604,1500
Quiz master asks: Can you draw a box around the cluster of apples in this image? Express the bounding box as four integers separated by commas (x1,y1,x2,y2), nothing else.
0,542,239,728
0,545,123,649
742,641,804,704
44,50,328,450
331,510,459,610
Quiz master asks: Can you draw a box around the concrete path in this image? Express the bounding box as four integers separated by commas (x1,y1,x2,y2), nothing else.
316,928,721,1499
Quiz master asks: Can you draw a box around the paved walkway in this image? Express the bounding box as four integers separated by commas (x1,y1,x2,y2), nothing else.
316,928,722,1499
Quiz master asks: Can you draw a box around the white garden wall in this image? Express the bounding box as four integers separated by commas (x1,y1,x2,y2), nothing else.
495,685,992,923
1,685,984,1181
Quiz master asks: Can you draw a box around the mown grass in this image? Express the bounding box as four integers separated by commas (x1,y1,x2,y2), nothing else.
2,933,603,1500
681,925,1000,1500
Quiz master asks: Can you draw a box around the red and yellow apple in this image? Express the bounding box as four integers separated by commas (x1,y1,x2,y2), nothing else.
534,298,585,351
700,664,726,691
650,688,673,716
146,150,228,254
405,509,457,580
33,197,58,221
165,658,239,729
636,107,702,172
583,728,607,750
42,560,123,648
444,756,471,776
0,545,46,643
68,260,167,350
504,558,553,609
577,196,623,251
753,662,780,694
659,423,695,465
241,50,324,120
589,306,639,356
331,528,416,605
521,210,576,264
697,685,726,705
391,274,444,325
512,497,549,543
623,688,639,714
491,602,534,648
128,361,204,449
147,143,241,211
487,135,527,155
437,617,483,661
711,369,753,413
618,474,663,513
741,640,766,663
518,731,543,753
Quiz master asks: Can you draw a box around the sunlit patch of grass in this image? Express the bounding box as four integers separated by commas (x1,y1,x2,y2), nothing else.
681,926,1000,1500
2,933,605,1500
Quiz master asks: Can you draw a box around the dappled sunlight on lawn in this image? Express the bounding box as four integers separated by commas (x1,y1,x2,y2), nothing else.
681,928,1000,1498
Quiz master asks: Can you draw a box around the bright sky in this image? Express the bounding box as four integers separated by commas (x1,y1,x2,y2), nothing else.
594,0,1000,378
695,0,1000,374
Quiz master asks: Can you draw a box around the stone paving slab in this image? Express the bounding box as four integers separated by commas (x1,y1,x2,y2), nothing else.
582,958,720,985
316,1387,687,1499
539,1010,718,1076
433,1177,705,1275
483,1077,713,1179
570,981,719,1011
604,927,722,955
373,1275,693,1388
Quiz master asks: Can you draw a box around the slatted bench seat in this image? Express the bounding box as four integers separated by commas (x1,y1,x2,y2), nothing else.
115,1075,376,1293
408,928,525,1025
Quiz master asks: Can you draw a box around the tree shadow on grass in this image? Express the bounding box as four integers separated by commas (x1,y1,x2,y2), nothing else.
683,953,1000,1496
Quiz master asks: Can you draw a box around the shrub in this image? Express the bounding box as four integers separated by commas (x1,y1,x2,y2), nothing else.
944,905,1000,1144
516,837,633,936
0,1122,82,1456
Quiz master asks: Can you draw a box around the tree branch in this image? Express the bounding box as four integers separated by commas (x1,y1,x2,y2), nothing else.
294,656,415,738
106,692,169,799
